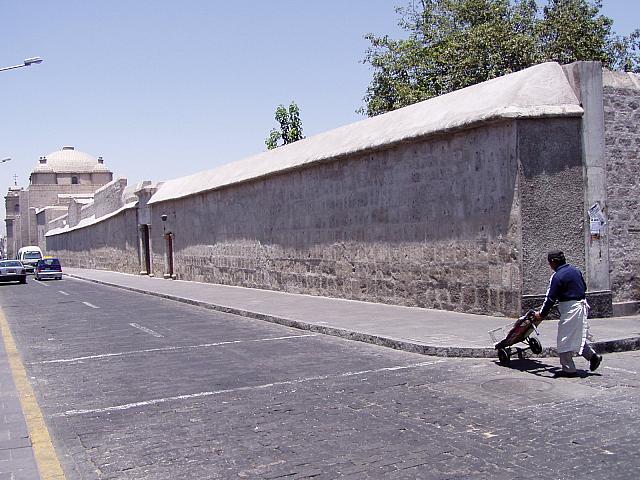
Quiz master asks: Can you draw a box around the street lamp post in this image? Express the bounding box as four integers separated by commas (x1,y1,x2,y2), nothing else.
1,57,42,258
0,57,43,73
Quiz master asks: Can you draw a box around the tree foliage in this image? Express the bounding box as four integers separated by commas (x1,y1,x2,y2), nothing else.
362,0,640,116
265,101,305,150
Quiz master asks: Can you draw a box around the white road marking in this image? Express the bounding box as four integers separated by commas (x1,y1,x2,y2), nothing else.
58,291,69,296
82,302,99,309
52,360,445,417
604,366,638,375
129,323,164,338
32,334,317,365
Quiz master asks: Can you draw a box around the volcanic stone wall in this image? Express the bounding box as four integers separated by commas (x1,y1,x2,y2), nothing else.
603,75,640,305
46,208,140,274
42,116,591,317
150,122,523,316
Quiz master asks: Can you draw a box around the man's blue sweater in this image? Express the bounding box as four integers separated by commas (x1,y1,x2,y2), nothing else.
540,263,587,318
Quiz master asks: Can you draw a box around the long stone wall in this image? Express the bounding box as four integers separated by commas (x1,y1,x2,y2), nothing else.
603,72,640,306
42,63,633,318
46,208,140,274
150,122,523,316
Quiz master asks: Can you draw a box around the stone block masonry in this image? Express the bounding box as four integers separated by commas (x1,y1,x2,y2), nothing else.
153,122,523,316
603,72,640,306
46,209,140,274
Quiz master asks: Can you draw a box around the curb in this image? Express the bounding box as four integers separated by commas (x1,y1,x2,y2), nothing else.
66,274,640,359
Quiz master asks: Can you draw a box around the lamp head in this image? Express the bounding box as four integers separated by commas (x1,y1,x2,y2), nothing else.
24,57,43,66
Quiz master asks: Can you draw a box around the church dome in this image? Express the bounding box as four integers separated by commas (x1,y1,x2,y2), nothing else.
32,146,110,173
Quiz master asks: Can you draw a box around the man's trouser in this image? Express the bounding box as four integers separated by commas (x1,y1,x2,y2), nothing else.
559,343,596,373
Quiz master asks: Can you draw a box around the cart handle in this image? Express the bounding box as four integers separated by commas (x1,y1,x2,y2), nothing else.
526,308,541,336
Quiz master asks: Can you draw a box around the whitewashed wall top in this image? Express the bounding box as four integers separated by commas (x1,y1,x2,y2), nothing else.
149,62,583,205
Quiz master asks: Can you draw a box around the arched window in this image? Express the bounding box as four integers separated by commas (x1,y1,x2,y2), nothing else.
71,176,79,185
14,204,20,213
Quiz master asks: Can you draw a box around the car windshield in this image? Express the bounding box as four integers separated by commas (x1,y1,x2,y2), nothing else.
24,252,42,259
1,261,22,267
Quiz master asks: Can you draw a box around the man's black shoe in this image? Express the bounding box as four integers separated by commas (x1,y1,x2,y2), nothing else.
554,370,579,378
590,354,603,372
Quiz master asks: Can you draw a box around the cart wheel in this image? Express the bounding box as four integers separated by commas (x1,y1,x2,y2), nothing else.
528,337,543,355
497,348,511,366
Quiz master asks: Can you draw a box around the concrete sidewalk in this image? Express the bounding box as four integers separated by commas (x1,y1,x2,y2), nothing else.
64,267,640,358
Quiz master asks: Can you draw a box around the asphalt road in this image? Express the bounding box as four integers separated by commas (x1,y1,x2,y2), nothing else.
1,277,639,479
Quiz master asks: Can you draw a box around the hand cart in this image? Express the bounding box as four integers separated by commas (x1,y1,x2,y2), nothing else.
488,309,543,366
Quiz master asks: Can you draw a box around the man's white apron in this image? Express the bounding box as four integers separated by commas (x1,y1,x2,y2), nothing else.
556,299,590,354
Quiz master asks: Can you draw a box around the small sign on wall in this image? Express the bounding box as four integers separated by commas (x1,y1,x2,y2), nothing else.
588,201,607,239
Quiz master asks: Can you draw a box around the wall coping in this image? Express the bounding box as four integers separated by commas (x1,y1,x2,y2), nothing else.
45,201,138,237
149,62,583,205
603,69,640,90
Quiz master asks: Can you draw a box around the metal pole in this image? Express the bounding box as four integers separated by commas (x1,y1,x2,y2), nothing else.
0,57,43,73
0,64,26,72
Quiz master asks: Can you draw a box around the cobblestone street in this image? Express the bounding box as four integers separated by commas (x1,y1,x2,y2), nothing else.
2,278,639,479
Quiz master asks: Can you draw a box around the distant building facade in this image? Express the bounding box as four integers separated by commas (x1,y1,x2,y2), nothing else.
4,146,113,258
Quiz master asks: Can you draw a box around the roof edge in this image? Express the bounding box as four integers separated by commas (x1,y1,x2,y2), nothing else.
149,107,582,205
149,62,583,206
45,201,138,237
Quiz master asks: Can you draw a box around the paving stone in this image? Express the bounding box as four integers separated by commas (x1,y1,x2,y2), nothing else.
2,277,640,479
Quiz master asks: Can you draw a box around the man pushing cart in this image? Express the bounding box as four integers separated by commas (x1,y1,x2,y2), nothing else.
490,250,603,377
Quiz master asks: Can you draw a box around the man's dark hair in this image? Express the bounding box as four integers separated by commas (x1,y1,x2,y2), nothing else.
547,249,566,265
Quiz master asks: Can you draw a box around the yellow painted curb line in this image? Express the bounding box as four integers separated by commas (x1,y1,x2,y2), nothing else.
0,308,66,480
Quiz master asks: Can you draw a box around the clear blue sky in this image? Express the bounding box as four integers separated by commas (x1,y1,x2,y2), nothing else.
1,1,637,235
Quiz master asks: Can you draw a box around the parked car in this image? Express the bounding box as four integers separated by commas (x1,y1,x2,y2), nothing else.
17,246,43,274
34,258,63,281
0,260,27,284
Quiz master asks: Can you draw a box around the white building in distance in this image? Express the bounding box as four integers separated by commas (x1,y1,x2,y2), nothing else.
4,146,113,258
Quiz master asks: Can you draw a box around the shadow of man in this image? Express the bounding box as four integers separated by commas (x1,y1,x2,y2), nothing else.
495,357,602,379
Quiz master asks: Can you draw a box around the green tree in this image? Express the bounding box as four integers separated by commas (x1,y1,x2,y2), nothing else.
607,29,640,72
265,101,305,150
537,0,613,65
362,0,639,116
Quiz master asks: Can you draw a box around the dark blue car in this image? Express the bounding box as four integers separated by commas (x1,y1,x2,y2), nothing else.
34,258,63,281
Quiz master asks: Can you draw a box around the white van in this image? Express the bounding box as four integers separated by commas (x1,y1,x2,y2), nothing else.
17,246,43,273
